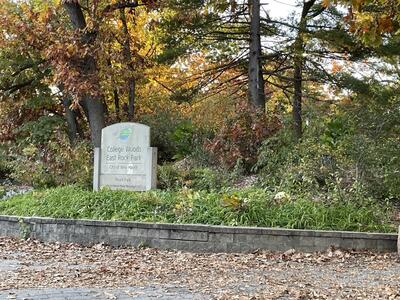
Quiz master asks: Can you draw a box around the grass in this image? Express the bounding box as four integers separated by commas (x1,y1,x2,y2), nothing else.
0,185,396,233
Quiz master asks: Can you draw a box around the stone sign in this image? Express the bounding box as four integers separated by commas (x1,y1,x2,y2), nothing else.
93,123,157,191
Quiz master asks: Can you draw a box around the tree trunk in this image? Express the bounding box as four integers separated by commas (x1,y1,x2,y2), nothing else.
248,0,265,111
292,0,316,141
113,89,121,121
120,8,136,121
293,56,303,140
62,96,80,144
63,1,105,147
103,99,109,117
81,96,104,147
127,78,135,121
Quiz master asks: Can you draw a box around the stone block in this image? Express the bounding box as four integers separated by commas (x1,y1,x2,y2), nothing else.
213,242,229,253
233,233,255,243
174,240,215,252
146,228,169,239
169,229,208,241
377,239,396,252
313,237,342,251
73,225,86,235
226,242,253,253
112,226,132,237
208,233,234,243
148,238,178,250
129,227,149,238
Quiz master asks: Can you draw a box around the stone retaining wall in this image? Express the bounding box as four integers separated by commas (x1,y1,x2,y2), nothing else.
0,215,397,253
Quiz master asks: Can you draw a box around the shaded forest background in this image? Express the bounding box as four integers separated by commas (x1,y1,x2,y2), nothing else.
0,0,399,211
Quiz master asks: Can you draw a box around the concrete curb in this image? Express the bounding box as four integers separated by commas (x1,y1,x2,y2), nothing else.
0,215,397,253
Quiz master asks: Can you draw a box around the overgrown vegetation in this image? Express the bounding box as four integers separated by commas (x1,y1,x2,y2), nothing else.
0,0,399,233
0,186,395,233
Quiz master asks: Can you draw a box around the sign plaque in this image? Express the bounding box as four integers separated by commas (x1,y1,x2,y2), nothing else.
93,123,157,191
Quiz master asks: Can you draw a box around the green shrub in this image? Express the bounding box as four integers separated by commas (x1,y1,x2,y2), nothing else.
186,167,228,191
0,186,5,198
169,121,195,160
8,135,92,188
158,164,229,191
256,108,400,205
138,110,199,162
2,113,92,188
139,110,213,164
157,164,186,190
0,145,11,179
344,134,400,201
15,115,65,144
138,110,181,162
255,131,323,194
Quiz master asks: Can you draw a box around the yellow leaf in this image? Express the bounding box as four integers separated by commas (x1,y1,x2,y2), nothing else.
221,194,241,209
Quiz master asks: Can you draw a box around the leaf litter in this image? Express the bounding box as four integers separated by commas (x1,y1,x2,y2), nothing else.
0,237,399,299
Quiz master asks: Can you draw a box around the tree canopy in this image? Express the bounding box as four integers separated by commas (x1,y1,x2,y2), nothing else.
0,0,399,204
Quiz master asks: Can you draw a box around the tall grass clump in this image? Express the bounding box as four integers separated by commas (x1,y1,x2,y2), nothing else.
0,185,395,233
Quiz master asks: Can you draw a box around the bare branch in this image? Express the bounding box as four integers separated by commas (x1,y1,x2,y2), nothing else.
103,1,142,14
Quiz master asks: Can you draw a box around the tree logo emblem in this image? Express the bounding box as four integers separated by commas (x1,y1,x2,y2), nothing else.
119,128,133,141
